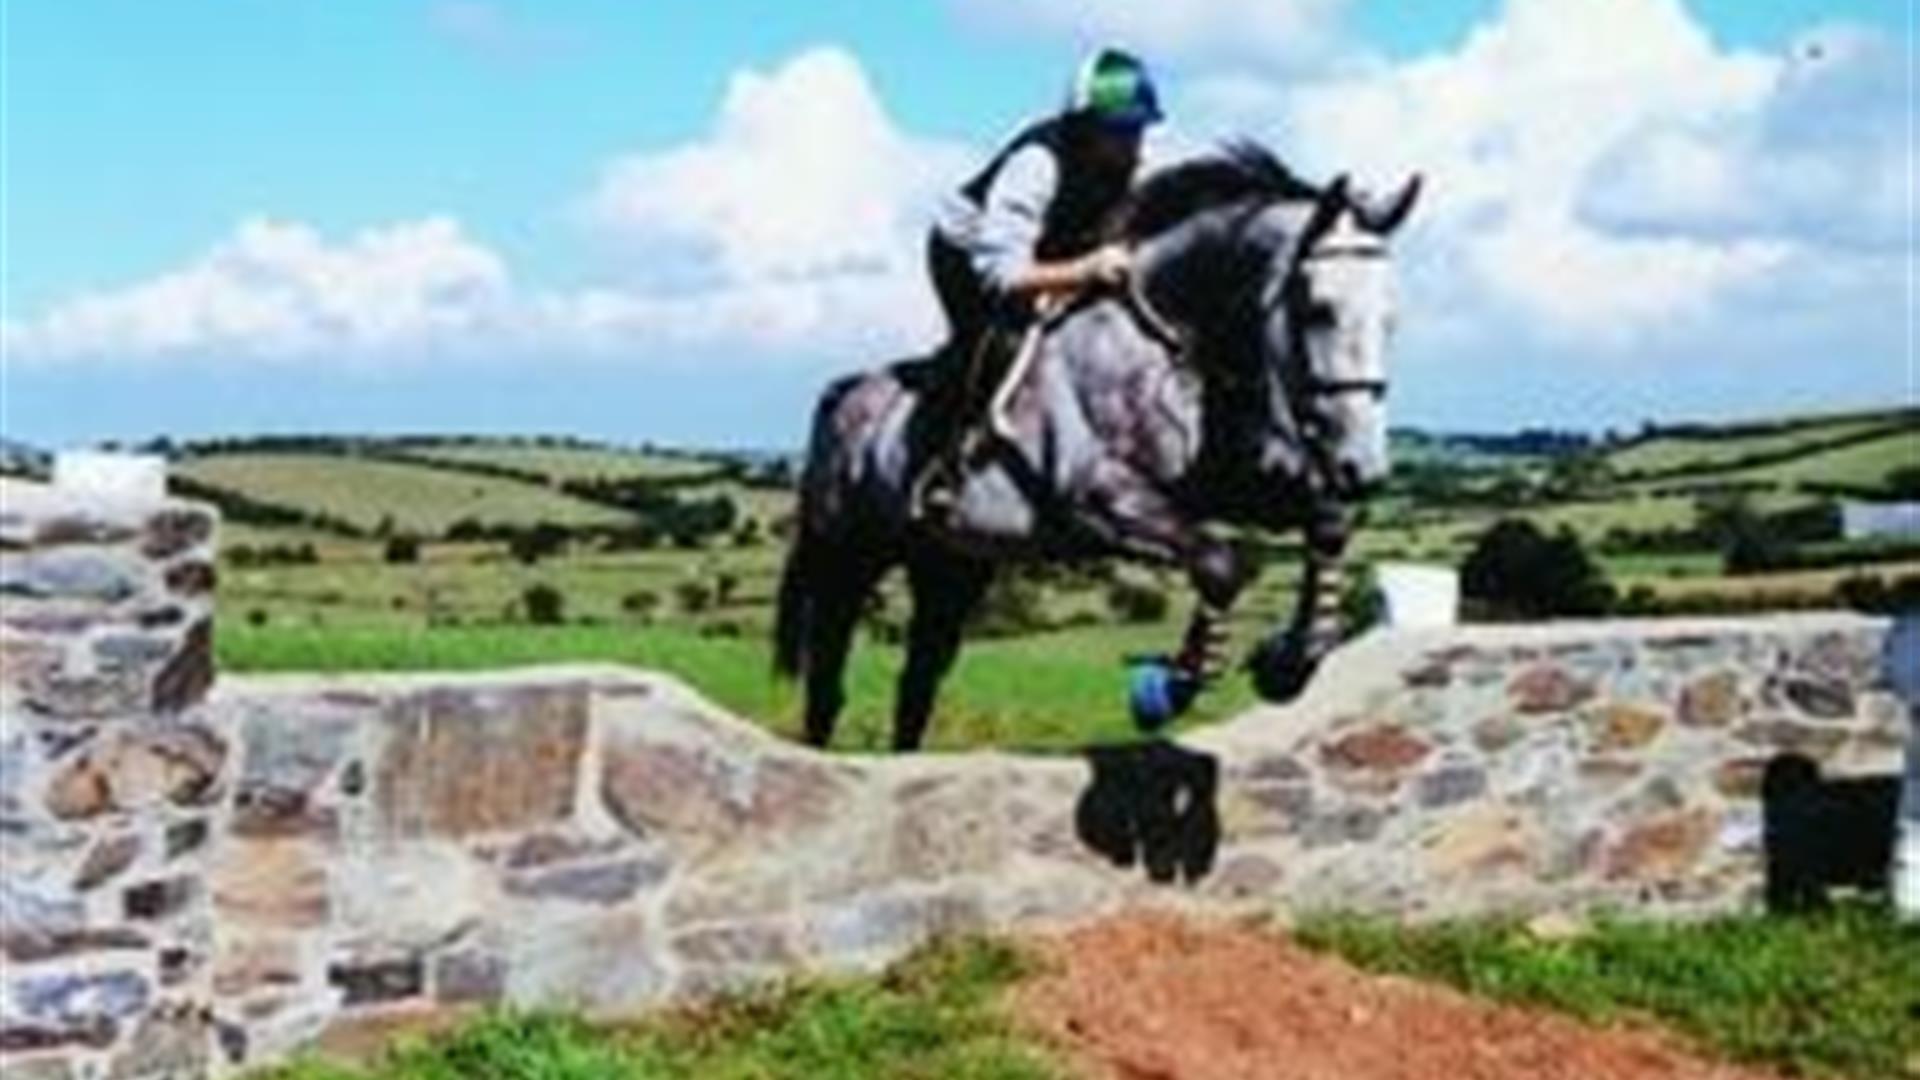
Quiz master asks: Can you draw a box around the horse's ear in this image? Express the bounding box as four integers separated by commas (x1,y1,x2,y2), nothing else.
1361,173,1422,234
1304,173,1350,242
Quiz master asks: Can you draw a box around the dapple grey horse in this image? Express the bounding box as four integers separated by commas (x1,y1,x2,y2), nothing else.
776,144,1420,751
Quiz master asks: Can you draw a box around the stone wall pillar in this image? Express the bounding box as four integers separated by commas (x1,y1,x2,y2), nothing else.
2,477,224,1079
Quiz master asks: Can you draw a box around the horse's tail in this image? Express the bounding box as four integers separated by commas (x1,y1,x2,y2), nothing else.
774,373,863,680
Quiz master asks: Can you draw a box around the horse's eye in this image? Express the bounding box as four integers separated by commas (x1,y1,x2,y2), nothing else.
1304,301,1337,327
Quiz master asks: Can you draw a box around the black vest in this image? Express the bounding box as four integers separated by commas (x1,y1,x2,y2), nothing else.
959,118,1127,261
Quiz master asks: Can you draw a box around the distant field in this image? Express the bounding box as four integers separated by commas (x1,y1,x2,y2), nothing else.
180,453,636,533
1605,417,1896,477
399,443,724,483
1722,427,1918,491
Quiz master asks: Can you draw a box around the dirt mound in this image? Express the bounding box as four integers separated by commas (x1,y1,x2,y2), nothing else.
1013,912,1782,1080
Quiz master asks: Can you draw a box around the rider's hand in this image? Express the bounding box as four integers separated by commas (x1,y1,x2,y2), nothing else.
1077,244,1132,288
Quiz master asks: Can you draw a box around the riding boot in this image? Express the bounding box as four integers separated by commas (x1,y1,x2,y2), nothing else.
911,320,1026,522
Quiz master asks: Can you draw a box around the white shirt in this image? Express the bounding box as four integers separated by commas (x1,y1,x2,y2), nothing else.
932,145,1060,294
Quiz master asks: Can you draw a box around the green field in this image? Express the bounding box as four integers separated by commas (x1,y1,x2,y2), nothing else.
1605,416,1899,477
181,453,636,533
1726,427,1918,490
399,443,725,483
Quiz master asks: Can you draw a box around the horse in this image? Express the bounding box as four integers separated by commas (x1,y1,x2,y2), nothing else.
775,142,1420,751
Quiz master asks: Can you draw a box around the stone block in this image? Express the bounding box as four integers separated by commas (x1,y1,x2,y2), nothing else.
374,685,588,839
890,772,1008,882
211,838,330,930
1319,724,1431,772
1507,664,1595,714
1679,670,1741,728
1586,703,1667,751
44,722,226,820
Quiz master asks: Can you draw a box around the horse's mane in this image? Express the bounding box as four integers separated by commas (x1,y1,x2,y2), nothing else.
1112,141,1321,241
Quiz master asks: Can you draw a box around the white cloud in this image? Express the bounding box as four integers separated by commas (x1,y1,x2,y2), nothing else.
1180,0,1901,348
6,217,512,364
1582,23,1908,252
8,48,958,367
584,47,968,287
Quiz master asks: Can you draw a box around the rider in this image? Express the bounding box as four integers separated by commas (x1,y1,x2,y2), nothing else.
917,47,1163,513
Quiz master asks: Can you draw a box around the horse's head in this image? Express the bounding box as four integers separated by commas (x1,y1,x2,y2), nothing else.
1263,173,1420,500
1118,147,1420,506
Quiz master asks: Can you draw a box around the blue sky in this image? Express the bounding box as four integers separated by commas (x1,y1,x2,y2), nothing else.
3,0,1910,449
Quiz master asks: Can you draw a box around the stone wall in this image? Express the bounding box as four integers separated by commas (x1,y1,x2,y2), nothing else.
2,477,1910,1078
1,480,224,1079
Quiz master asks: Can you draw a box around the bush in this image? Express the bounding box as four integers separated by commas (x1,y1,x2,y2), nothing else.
522,584,566,625
508,523,570,565
1836,572,1920,615
383,535,421,564
674,579,714,615
970,572,1049,638
619,590,660,621
1104,579,1170,624
713,570,740,607
1460,519,1616,620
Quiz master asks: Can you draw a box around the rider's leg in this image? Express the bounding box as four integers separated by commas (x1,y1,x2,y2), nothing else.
915,234,995,517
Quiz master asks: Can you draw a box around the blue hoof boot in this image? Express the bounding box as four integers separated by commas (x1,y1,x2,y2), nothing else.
1129,661,1201,731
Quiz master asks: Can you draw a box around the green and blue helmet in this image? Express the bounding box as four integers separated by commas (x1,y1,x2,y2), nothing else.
1066,48,1162,132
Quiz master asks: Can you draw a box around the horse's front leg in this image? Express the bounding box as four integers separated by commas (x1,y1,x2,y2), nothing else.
1083,466,1250,727
1250,500,1353,702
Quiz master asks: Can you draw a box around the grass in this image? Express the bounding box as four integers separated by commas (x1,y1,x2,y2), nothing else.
217,619,1257,754
1735,429,1920,492
1605,418,1895,476
180,453,636,533
398,444,726,483
256,936,1061,1080
1296,903,1920,1080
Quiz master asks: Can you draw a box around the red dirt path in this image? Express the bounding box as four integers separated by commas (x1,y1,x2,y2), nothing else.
1012,912,1784,1080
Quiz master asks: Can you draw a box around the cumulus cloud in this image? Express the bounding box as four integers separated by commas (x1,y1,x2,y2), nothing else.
1182,0,1901,349
584,47,969,287
6,217,512,364
1581,23,1909,252
8,48,959,367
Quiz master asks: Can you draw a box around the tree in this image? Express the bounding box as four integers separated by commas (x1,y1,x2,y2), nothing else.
508,522,569,565
383,534,421,564
1696,493,1788,575
522,584,566,625
1460,518,1615,620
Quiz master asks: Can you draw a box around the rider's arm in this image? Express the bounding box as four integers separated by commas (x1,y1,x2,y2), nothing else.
974,148,1127,298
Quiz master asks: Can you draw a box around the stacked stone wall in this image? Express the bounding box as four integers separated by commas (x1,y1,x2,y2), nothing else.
2,480,225,1078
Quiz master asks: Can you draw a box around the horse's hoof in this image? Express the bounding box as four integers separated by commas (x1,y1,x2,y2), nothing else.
1130,661,1201,731
1248,635,1316,703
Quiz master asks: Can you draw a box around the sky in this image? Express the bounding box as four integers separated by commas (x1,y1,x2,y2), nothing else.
2,0,1911,450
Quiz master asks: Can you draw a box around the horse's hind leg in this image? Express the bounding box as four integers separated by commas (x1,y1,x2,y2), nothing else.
802,555,885,750
894,553,993,752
